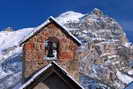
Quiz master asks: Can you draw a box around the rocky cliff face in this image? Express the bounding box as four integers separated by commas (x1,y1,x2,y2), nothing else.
79,41,133,89
57,8,133,89
58,8,128,44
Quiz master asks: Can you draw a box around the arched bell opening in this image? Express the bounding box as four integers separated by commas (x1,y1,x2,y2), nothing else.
44,37,59,60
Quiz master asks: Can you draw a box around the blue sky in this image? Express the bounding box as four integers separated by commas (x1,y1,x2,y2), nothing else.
0,0,133,42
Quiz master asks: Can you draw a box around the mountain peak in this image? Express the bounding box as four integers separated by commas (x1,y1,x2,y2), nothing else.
58,11,84,17
56,11,84,24
91,8,104,16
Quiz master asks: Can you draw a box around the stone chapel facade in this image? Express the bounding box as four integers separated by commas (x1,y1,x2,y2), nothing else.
20,16,81,82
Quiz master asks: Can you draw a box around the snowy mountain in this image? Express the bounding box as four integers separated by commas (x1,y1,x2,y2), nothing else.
0,28,34,89
0,8,133,89
0,28,34,53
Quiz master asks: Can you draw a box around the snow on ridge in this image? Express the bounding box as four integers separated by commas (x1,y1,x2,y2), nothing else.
0,28,34,53
56,11,85,24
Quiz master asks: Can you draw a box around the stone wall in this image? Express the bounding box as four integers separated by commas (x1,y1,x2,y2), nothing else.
23,22,79,81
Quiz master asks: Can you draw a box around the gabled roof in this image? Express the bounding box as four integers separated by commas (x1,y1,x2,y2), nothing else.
20,16,81,46
19,62,84,89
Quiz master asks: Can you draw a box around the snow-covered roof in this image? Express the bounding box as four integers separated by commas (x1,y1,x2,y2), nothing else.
52,61,85,89
20,16,81,46
19,61,84,89
19,63,52,89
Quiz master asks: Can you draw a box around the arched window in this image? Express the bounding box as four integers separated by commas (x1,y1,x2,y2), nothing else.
44,37,59,60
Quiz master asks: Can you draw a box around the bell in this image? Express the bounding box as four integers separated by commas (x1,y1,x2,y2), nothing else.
47,49,54,57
